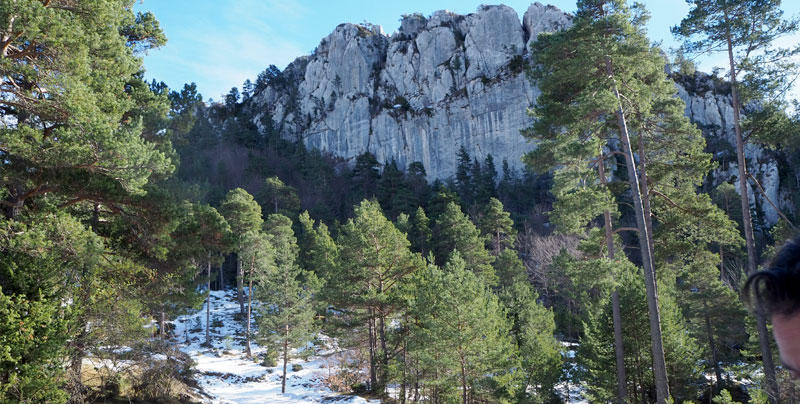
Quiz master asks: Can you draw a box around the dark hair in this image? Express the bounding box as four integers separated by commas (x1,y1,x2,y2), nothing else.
743,236,800,317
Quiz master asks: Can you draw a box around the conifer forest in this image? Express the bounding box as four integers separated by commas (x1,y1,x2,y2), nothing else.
2,1,800,403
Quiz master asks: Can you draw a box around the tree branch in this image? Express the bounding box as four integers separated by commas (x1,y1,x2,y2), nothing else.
747,172,797,230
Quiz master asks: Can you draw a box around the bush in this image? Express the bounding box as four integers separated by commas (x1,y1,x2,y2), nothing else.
292,364,303,372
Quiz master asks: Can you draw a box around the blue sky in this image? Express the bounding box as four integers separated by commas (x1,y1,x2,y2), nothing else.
135,1,800,101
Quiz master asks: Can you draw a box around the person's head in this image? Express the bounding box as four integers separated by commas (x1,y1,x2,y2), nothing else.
743,236,800,379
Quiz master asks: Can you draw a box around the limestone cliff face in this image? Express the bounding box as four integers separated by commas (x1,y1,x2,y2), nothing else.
252,3,570,181
675,74,790,227
249,2,788,226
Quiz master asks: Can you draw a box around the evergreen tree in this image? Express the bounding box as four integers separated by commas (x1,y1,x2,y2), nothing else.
258,176,300,218
239,229,275,358
410,253,518,404
258,214,318,394
525,2,723,400
187,204,232,347
674,6,800,400
0,0,170,220
351,152,382,200
220,188,263,314
297,211,339,294
377,159,416,219
579,266,702,404
427,184,461,222
490,246,562,403
479,198,517,256
432,202,496,285
333,200,422,393
476,154,498,205
455,146,474,206
408,207,432,256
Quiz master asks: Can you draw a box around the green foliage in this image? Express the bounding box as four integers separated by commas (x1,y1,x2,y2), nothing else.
409,254,519,403
408,207,432,256
480,198,517,256
221,188,264,239
673,0,800,104
1,0,172,219
433,202,496,285
377,159,417,220
297,211,338,285
0,289,69,404
332,200,422,391
496,257,562,403
257,214,319,393
712,389,742,404
258,177,300,219
578,268,702,403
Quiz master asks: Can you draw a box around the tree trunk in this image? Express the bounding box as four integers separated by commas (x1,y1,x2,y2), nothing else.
368,308,377,390
703,303,722,392
160,311,166,339
607,58,670,404
460,353,468,404
401,336,407,404
246,257,254,358
282,325,289,394
599,153,628,404
723,21,780,404
237,254,245,314
3,195,23,220
206,258,211,347
638,138,656,264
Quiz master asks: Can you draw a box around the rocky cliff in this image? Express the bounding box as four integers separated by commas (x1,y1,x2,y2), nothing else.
249,2,792,227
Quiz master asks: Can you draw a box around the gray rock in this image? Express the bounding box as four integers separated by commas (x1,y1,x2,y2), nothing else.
250,3,785,227
522,2,572,49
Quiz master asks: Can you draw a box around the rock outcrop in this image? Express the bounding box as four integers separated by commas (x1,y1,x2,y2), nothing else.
249,2,790,227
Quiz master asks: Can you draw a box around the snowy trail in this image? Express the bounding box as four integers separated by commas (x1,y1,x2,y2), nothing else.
173,289,377,404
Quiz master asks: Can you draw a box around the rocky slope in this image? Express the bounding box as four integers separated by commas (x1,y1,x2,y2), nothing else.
249,2,792,227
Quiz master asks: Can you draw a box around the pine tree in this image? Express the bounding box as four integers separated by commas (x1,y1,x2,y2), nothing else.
239,229,275,358
333,200,423,393
258,176,301,217
0,1,170,220
455,146,474,206
479,198,517,256
578,266,702,404
674,4,800,400
410,253,518,404
351,152,382,200
182,204,231,347
408,207,432,256
297,211,339,299
220,188,263,315
526,2,725,400
258,214,318,394
432,202,496,285
494,250,562,403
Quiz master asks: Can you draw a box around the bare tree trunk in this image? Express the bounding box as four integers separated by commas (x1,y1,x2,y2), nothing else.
460,353,468,404
704,304,722,392
722,21,780,404
160,311,166,339
599,153,628,404
206,258,211,347
401,336,407,404
368,308,377,390
237,255,245,314
282,324,289,394
246,257,254,358
607,58,670,404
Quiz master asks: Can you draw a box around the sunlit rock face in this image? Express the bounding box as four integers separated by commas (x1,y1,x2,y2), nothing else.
253,3,570,182
251,3,787,226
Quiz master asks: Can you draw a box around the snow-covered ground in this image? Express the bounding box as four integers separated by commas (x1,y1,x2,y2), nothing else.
173,289,379,404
